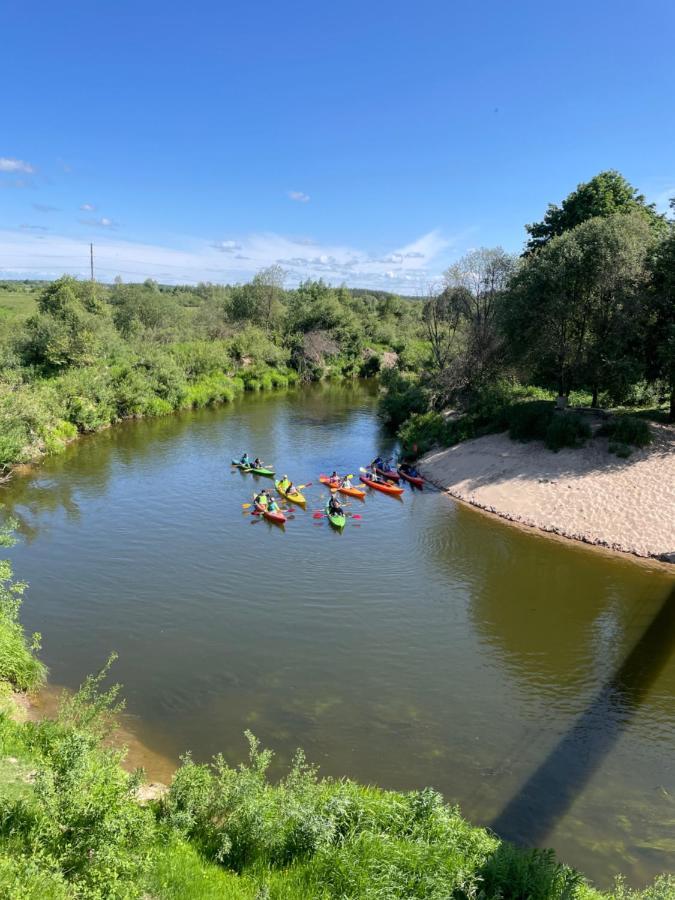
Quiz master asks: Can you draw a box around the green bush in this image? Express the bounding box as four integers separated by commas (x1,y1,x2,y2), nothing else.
398,412,452,455
508,400,555,441
545,412,591,451
609,416,652,448
378,370,428,429
0,529,45,691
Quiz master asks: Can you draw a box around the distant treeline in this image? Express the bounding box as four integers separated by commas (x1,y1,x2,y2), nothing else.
0,273,426,470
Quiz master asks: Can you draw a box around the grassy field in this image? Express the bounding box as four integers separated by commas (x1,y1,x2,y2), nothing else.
0,282,42,318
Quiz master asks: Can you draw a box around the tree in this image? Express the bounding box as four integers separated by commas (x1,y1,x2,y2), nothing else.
504,212,655,403
251,265,286,330
443,248,516,385
525,170,665,254
646,204,675,420
422,284,463,372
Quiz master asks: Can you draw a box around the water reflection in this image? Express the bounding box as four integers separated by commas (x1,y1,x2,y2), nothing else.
492,586,675,846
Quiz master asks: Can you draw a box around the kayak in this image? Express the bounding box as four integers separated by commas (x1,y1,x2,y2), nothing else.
325,503,347,529
398,467,425,488
275,480,306,505
231,459,275,477
359,475,404,496
374,467,400,482
319,475,366,499
254,502,286,526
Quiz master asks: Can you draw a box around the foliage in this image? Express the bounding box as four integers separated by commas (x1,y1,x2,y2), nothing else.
600,416,652,449
525,170,666,253
377,369,429,429
544,412,591,451
508,400,555,441
0,524,45,691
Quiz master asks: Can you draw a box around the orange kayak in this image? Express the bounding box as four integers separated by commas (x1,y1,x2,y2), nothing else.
319,475,366,499
359,475,404,496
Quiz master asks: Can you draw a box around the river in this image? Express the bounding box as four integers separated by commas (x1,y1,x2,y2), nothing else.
2,381,674,888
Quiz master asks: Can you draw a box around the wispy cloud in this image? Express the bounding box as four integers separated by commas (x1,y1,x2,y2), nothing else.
80,202,96,212
0,157,34,174
33,203,60,212
19,224,49,231
0,226,466,293
79,216,118,228
212,239,242,253
288,190,310,203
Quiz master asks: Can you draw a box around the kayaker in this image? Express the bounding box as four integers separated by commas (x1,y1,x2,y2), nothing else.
267,497,280,513
253,457,263,468
254,489,268,507
285,481,296,496
371,455,383,470
328,494,343,515
341,475,352,488
240,452,250,465
330,470,340,483
279,475,290,492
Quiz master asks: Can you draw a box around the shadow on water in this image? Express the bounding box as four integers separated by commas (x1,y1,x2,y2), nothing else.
491,585,675,846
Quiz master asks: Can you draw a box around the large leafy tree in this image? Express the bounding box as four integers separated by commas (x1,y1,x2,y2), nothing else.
504,212,655,403
646,202,675,419
525,170,665,254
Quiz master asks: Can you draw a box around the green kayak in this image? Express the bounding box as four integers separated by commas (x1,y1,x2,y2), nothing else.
325,503,346,530
231,459,275,477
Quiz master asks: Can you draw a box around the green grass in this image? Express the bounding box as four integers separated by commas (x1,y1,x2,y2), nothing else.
0,286,39,318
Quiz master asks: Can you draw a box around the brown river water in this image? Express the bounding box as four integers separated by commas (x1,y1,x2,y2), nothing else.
2,381,674,888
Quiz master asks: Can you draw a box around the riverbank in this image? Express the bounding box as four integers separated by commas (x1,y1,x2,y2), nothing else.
3,687,673,900
420,423,675,562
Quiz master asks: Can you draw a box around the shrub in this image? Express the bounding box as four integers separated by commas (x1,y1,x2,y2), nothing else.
478,844,583,899
508,400,555,442
610,416,652,448
0,529,46,691
398,412,450,455
545,412,591,451
378,370,428,429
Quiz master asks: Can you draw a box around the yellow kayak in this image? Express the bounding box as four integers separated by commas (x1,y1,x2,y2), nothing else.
275,480,306,505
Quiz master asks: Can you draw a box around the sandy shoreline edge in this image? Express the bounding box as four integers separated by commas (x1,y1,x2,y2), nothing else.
419,423,675,565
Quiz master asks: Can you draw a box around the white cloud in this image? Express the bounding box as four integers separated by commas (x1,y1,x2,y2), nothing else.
212,239,242,253
33,203,59,212
288,190,310,203
0,226,466,293
80,202,96,211
0,157,34,174
79,216,117,228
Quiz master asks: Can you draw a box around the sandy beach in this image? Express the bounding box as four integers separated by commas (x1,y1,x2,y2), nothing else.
420,422,675,562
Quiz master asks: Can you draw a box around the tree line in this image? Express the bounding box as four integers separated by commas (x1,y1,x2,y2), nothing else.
403,171,674,432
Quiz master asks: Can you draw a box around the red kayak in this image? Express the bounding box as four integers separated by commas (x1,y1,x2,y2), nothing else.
359,475,404,496
254,502,286,525
398,467,424,488
374,467,400,482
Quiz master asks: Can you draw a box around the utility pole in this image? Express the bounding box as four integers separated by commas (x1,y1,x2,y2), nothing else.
90,243,94,281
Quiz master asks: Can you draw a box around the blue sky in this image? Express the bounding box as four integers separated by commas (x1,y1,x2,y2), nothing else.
1,0,674,292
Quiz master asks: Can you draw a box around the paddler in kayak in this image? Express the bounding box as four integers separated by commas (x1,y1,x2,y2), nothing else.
370,455,384,470
330,470,340,484
278,475,290,493
240,452,250,466
328,494,344,516
267,496,281,514
341,474,353,488
253,457,264,469
254,489,269,507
